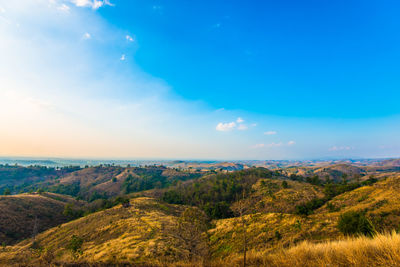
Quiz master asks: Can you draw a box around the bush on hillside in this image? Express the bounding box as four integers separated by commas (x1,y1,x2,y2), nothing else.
337,211,375,237
67,235,83,255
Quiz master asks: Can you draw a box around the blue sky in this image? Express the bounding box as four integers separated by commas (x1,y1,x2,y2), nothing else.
0,0,399,159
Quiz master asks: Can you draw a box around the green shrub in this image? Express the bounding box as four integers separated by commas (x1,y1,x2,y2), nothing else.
327,202,339,212
275,230,282,240
337,211,375,237
67,235,83,254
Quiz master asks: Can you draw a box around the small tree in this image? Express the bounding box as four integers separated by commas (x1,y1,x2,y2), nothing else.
281,181,289,189
175,207,209,263
233,191,251,267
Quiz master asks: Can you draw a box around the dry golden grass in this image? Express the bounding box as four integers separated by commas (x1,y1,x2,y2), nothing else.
209,211,340,259
211,174,400,258
317,174,400,232
2,174,400,266
0,193,82,245
233,178,324,214
0,197,189,266
218,232,400,267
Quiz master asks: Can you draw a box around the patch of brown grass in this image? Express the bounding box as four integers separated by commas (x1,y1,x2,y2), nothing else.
220,231,400,267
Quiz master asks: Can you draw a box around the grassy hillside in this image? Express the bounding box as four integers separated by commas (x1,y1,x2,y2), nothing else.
0,197,192,266
318,173,400,232
217,232,400,266
210,173,400,259
0,192,83,245
0,166,399,266
231,178,325,214
48,165,202,201
283,163,368,182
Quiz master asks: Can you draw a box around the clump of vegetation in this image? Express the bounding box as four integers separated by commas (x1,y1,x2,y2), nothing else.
162,168,275,219
326,202,339,212
63,203,84,219
67,235,83,255
337,210,375,237
275,230,282,240
0,164,80,194
295,198,326,216
295,177,379,216
122,167,201,194
224,232,400,267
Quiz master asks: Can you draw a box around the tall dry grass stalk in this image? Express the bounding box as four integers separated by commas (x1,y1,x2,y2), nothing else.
213,231,400,267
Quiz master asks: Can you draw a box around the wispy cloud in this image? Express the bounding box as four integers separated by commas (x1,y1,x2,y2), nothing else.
329,146,352,151
253,142,282,148
216,117,251,131
252,143,265,148
216,122,236,132
267,142,283,147
82,32,91,39
57,4,70,12
264,131,277,135
252,141,295,149
120,54,126,61
70,0,113,10
152,5,163,13
126,35,134,42
238,124,248,131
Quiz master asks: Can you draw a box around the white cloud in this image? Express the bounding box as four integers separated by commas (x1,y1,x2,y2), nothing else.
238,124,248,130
253,142,282,148
264,131,277,135
253,141,294,149
329,146,352,151
216,117,250,131
0,6,5,13
71,0,92,8
70,0,113,10
236,117,244,123
126,35,134,42
216,122,236,132
252,143,265,148
120,54,126,61
57,4,70,12
267,142,283,147
82,32,91,39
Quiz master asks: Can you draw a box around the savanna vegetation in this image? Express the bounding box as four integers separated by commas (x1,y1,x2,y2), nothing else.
0,162,400,266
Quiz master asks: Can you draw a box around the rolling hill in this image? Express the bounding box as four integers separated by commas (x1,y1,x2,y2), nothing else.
0,164,400,266
0,192,83,245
